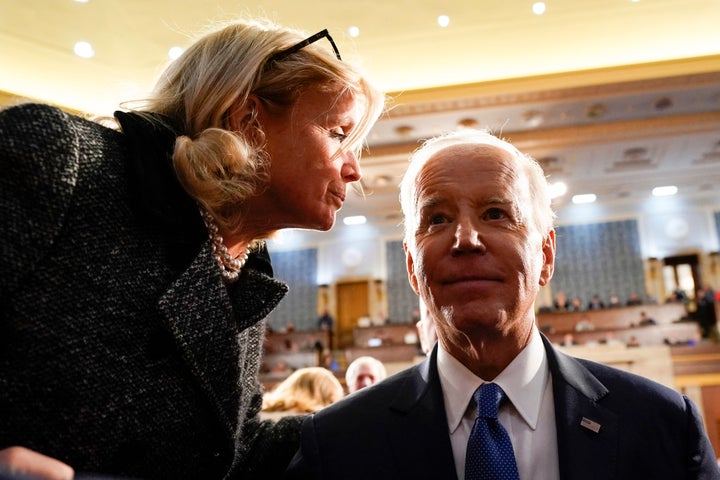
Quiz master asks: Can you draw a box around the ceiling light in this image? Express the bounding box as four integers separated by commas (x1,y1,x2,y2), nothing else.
168,46,184,60
549,181,567,199
73,41,94,58
437,15,450,27
343,215,367,226
572,193,597,204
652,185,678,197
532,2,546,15
348,26,360,38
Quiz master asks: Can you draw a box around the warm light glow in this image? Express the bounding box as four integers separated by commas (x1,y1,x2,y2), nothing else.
73,41,94,58
652,185,678,197
437,15,450,27
348,26,360,38
343,215,367,225
168,46,184,60
532,2,546,15
572,193,597,204
549,181,567,199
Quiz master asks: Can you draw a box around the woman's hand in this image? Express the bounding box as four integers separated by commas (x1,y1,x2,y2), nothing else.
0,447,74,480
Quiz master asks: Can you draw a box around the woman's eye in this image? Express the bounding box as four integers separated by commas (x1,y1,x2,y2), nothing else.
329,129,347,142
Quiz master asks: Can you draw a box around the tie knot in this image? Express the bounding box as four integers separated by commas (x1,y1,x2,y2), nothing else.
474,383,505,418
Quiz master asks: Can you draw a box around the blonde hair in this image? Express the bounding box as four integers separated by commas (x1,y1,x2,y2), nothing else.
262,367,344,413
399,129,556,249
134,18,385,236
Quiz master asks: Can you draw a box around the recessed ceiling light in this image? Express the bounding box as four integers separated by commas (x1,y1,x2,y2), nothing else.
437,15,450,27
572,193,597,204
532,2,546,15
549,181,567,199
652,185,678,196
168,46,184,60
73,41,94,58
348,26,360,38
343,215,367,226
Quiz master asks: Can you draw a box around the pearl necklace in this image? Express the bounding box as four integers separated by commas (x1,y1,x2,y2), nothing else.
199,207,249,283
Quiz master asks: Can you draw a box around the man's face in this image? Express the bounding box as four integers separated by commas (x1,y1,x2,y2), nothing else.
404,144,555,345
352,365,378,392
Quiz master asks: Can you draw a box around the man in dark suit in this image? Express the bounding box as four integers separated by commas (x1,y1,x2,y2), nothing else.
285,129,719,479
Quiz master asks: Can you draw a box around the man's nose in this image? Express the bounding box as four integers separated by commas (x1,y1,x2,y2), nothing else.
452,218,485,254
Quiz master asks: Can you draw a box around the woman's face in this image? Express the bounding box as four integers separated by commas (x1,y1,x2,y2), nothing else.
248,87,364,233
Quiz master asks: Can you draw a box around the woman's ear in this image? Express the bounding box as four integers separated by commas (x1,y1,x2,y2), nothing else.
227,95,261,132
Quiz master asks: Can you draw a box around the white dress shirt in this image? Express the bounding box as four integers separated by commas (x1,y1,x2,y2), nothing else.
438,327,560,480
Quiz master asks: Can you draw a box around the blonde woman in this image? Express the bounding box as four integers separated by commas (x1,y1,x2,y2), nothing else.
0,17,384,479
262,367,344,419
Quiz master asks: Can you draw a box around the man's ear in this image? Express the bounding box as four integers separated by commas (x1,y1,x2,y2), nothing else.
539,229,556,287
404,241,421,295
227,95,262,132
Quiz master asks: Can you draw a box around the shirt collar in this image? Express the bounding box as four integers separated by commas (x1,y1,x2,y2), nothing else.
438,327,549,433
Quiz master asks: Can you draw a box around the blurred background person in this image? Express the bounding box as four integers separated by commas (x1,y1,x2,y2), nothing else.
345,356,387,394
261,367,344,420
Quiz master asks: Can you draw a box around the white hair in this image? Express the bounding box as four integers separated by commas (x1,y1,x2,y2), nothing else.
399,128,555,247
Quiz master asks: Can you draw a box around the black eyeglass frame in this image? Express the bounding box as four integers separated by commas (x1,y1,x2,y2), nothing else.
268,29,342,64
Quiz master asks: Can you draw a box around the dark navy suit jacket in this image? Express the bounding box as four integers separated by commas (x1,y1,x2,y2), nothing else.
286,335,719,479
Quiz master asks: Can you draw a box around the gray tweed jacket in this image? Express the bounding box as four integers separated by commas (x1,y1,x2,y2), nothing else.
0,103,302,479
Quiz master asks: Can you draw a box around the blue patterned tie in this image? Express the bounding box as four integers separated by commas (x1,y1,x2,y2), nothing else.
464,383,520,480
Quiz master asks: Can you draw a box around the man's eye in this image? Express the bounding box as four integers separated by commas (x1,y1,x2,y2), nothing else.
483,208,506,220
429,214,447,225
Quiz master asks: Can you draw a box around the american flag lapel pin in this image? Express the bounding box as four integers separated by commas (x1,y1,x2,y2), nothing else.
580,417,601,433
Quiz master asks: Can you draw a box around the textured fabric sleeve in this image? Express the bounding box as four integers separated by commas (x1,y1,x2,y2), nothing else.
682,396,720,478
241,414,305,480
0,104,80,296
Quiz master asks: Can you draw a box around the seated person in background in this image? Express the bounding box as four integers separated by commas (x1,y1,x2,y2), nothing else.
345,356,388,394
569,296,584,311
575,315,596,332
262,367,344,419
322,351,340,372
317,309,334,330
559,332,579,347
608,293,622,308
627,336,641,348
626,291,643,306
553,290,569,311
587,294,606,309
639,311,657,326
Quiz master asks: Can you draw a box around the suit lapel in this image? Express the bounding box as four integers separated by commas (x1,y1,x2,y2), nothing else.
387,348,459,480
543,336,619,480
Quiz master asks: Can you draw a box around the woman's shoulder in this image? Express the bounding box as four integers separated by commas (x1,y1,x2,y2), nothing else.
0,102,117,149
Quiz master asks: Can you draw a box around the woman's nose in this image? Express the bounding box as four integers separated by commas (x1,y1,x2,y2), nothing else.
341,150,361,183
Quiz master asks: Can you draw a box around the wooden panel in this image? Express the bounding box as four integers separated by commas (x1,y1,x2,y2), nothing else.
537,303,688,333
699,385,720,460
336,280,370,349
353,324,418,347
